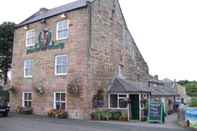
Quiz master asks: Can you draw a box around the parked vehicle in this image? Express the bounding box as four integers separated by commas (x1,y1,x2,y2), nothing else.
0,99,9,117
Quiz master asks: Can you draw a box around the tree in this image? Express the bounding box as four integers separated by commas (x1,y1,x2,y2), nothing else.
0,22,15,84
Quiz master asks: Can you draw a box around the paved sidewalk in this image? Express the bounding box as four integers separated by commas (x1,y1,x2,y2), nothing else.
94,113,182,129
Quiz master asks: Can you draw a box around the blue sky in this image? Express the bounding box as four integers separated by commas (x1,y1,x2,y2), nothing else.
1,0,197,81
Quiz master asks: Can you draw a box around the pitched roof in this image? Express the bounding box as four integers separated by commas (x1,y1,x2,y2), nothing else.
108,77,177,96
149,80,177,96
17,0,89,28
108,77,151,93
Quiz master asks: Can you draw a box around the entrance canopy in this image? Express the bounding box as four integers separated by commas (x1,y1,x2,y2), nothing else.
108,77,151,94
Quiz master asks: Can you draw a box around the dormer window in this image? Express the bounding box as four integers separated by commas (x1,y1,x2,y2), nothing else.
56,20,69,40
26,29,36,48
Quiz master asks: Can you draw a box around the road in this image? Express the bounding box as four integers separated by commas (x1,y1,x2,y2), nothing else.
0,113,192,131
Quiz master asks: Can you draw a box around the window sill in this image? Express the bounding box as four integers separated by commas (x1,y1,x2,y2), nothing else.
56,37,68,41
24,76,32,79
55,73,68,76
108,107,128,110
26,45,36,49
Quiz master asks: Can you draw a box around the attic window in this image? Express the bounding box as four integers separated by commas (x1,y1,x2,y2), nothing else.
26,29,36,48
56,20,69,40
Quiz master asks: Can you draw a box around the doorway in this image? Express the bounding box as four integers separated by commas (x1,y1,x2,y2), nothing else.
129,94,139,120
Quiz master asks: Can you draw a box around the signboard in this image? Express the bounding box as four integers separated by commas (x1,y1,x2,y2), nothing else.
185,107,197,127
26,30,64,54
148,99,163,123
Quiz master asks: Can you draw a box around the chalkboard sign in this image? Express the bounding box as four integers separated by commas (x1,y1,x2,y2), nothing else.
148,99,163,123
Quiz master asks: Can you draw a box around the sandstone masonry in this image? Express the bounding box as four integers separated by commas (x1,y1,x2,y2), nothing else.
10,0,151,119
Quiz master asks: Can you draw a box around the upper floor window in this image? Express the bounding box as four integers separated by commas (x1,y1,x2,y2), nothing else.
24,59,33,78
55,55,69,76
26,30,36,48
56,20,69,40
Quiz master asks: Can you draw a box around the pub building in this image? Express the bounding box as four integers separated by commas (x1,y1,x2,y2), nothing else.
10,0,177,120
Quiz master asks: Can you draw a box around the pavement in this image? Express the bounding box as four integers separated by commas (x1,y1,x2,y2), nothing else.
0,113,193,131
96,113,183,129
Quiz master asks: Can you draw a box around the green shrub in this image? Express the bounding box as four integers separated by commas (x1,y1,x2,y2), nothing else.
111,111,122,120
190,97,197,107
91,111,127,121
95,111,102,120
185,83,197,97
120,112,128,121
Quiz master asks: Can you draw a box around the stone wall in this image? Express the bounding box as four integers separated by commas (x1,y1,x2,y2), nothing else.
11,0,152,119
11,7,90,119
87,0,151,111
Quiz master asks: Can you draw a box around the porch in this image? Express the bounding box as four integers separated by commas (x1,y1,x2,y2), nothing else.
107,77,151,121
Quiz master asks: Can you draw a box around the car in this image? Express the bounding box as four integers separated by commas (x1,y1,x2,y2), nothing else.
0,99,9,117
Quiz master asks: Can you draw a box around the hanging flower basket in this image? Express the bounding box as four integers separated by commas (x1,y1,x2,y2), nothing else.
67,78,81,97
33,82,45,96
8,86,17,94
93,89,105,108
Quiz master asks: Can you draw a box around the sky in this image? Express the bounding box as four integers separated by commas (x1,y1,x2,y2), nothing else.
0,0,197,81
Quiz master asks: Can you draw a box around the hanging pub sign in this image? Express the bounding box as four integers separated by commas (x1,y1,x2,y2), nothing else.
148,99,164,123
26,29,65,54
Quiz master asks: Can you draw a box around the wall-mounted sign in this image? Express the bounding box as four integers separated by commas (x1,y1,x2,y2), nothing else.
26,30,64,54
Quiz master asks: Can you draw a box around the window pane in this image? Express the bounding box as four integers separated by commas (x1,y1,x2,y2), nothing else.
28,93,32,100
61,93,65,101
25,101,31,108
57,20,68,40
56,102,61,110
26,30,35,47
24,93,28,100
61,103,65,110
56,93,61,101
56,56,68,74
119,98,127,108
110,94,117,108
57,65,66,74
24,60,32,77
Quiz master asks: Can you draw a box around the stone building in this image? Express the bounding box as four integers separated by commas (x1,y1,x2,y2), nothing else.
10,0,151,119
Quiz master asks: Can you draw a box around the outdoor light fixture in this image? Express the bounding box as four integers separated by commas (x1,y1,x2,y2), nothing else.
60,13,67,18
23,25,29,30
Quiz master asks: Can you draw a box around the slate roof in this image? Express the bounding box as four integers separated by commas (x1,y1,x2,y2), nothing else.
108,77,177,96
17,0,90,28
108,77,151,93
148,80,177,96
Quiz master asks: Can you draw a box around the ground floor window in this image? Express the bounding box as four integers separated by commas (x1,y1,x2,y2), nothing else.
109,94,128,109
23,92,32,108
54,92,66,110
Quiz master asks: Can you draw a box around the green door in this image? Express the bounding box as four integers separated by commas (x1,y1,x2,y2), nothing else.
130,94,139,120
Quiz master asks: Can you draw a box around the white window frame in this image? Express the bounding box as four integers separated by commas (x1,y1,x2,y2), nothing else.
22,92,32,108
25,29,36,48
53,92,66,110
56,20,69,40
24,59,33,78
55,55,69,76
108,93,128,109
